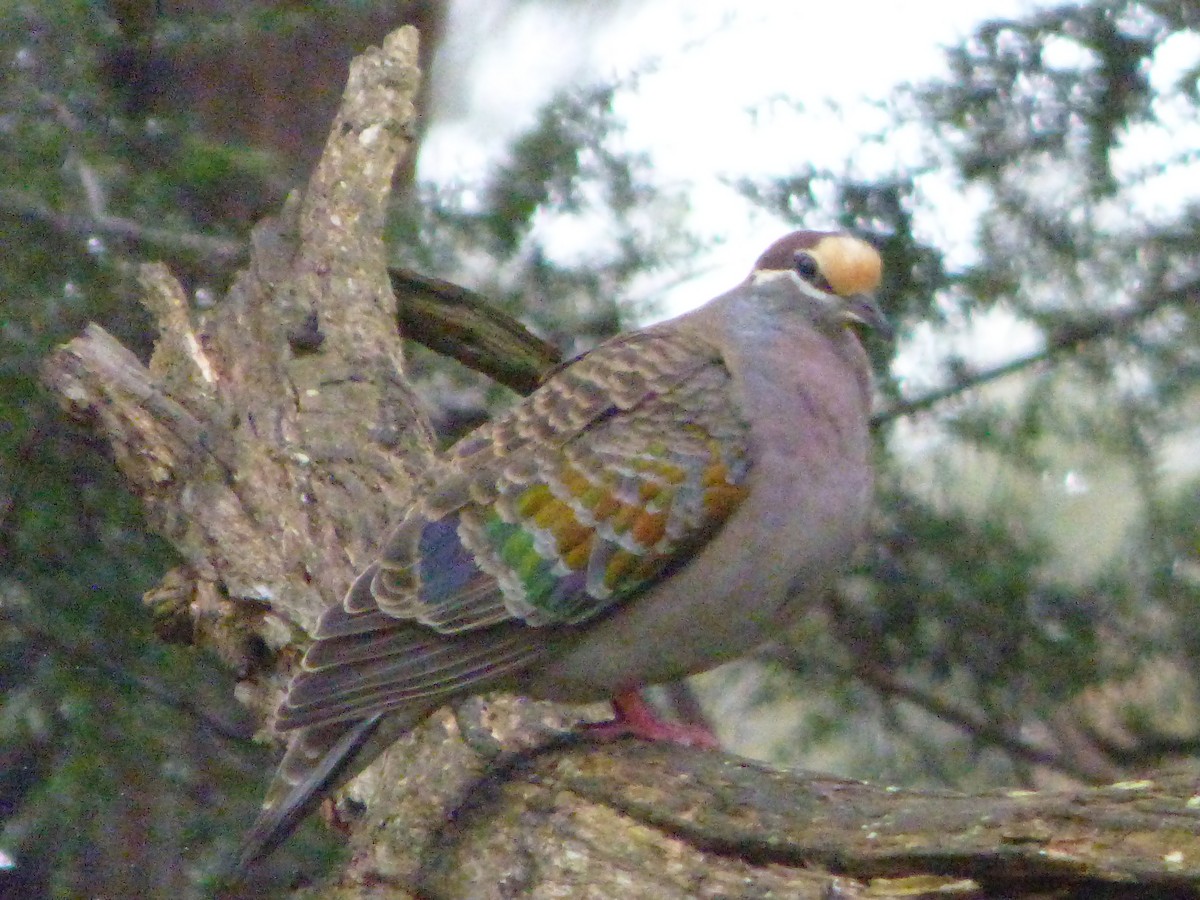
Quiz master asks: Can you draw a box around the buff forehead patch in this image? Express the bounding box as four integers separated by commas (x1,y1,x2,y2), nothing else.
810,235,882,296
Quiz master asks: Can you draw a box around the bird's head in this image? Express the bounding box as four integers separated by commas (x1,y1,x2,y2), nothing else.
749,231,891,338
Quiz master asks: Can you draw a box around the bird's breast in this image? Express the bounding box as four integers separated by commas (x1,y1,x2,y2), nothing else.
524,326,874,702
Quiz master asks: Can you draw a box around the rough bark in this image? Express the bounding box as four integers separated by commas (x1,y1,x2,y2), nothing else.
40,24,1200,900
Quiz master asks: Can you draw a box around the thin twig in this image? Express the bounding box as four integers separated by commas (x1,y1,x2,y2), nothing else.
874,283,1197,425
0,187,246,270
854,661,1110,783
3,604,254,749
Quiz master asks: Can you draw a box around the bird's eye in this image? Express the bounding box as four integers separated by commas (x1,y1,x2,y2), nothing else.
793,252,820,281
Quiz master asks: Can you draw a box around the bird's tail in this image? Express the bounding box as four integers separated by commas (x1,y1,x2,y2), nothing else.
232,708,430,875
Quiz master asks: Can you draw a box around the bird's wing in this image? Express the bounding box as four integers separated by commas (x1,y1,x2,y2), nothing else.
277,328,752,732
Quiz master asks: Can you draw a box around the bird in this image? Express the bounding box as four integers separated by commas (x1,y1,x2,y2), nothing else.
235,229,889,871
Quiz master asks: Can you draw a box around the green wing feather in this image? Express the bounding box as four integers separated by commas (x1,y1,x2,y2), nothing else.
278,329,752,732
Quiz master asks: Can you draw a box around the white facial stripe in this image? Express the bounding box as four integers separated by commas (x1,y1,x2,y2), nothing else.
751,268,837,303
750,269,792,285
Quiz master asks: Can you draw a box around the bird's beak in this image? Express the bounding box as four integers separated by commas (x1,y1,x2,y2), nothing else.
843,294,893,340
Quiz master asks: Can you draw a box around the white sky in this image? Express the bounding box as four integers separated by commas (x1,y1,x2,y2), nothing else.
418,0,1200,402
421,0,1036,306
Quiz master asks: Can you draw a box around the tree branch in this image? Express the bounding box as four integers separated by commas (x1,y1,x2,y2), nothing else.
855,661,1120,783
0,187,246,275
390,266,563,394
1,186,564,393
410,741,1200,898
874,283,1197,425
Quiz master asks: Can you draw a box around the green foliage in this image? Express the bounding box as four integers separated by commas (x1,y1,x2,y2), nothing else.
479,84,650,254
0,3,324,895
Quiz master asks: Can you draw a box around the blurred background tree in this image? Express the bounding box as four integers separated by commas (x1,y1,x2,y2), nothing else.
2,0,1197,895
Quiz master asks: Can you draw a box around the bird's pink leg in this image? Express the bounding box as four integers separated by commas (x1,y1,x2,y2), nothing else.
580,690,721,749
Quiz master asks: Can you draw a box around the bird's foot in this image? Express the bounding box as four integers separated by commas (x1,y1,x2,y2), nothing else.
580,690,721,749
